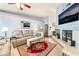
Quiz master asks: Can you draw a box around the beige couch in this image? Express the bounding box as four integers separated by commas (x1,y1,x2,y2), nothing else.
11,36,34,48
11,30,34,48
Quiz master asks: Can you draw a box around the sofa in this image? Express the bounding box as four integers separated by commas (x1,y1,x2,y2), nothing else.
11,30,34,48
0,39,11,56
11,36,34,48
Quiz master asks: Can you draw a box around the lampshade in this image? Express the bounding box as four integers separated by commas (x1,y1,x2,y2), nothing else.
1,27,8,32
35,27,38,31
33,26,38,31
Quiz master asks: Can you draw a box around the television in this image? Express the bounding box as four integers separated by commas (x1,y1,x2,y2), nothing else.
58,3,79,25
23,23,30,27
59,12,79,25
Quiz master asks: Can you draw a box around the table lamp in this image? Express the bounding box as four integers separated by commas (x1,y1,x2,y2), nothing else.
1,27,8,39
33,27,38,36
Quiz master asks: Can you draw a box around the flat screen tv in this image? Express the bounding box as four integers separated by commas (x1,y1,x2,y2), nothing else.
58,3,79,25
23,23,30,27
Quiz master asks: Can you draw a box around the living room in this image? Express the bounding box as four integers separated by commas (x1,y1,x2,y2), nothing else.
0,3,79,56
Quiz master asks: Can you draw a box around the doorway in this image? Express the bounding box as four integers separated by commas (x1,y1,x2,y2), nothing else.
44,24,48,37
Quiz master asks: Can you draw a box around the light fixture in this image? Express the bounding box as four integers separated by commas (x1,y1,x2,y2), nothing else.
1,27,8,39
9,3,31,10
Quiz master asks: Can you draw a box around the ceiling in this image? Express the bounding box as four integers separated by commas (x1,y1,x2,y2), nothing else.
0,3,61,17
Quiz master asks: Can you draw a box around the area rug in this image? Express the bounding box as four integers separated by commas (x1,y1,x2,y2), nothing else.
17,41,56,56
27,42,48,53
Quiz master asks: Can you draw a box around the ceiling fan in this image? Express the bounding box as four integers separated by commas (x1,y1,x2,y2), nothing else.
8,3,31,10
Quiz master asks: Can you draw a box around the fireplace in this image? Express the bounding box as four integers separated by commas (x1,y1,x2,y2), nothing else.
62,30,72,42
62,30,76,46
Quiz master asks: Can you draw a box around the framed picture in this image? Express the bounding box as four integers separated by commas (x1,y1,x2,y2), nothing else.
21,21,30,28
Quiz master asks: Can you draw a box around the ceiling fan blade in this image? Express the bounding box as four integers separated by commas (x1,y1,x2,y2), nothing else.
23,4,31,8
8,3,16,4
8,3,31,10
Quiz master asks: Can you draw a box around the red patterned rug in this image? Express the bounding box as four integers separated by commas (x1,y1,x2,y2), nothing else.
17,41,56,56
27,42,48,53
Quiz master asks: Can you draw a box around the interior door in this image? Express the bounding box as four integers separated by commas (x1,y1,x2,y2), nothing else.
44,24,48,37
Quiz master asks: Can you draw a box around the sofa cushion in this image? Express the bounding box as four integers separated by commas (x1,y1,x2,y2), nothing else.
23,30,33,37
36,33,41,37
12,30,23,38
